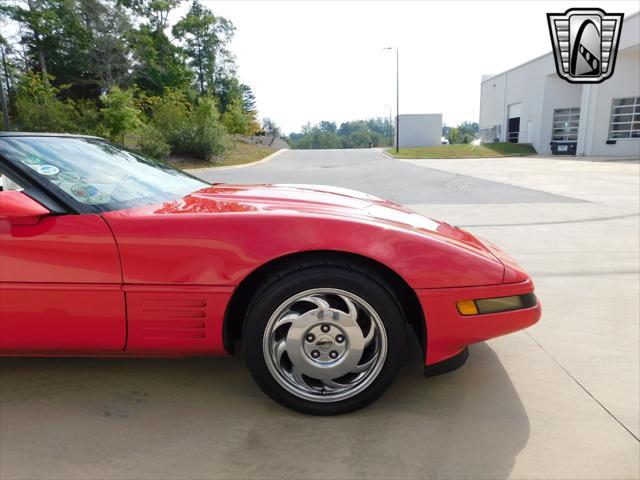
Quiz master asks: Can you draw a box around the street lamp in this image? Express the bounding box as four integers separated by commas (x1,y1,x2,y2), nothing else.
383,47,399,153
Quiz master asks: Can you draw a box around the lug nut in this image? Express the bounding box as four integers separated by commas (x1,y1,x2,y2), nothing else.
329,351,339,359
305,334,315,342
311,350,320,358
321,324,331,333
335,334,345,343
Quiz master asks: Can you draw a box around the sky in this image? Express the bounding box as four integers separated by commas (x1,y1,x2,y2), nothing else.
181,0,638,134
3,1,637,134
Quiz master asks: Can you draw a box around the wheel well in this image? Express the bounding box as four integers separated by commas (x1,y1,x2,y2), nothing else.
223,250,426,356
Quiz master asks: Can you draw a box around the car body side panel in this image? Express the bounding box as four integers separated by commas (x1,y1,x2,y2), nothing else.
0,213,125,353
102,209,504,290
0,283,125,353
123,285,233,355
417,278,541,365
0,214,122,284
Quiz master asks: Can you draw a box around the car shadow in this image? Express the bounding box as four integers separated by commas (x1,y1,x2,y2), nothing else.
0,340,529,479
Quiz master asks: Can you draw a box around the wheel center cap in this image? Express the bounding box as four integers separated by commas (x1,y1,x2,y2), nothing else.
315,335,334,350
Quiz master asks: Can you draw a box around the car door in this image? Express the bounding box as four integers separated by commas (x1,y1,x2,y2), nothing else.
0,173,125,354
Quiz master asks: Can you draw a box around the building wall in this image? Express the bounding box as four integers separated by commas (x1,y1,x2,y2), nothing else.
479,54,555,150
539,75,583,155
398,114,442,148
479,75,505,141
584,46,640,156
479,11,639,157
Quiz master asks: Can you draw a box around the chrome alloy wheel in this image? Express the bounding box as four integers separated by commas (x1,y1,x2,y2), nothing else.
263,288,388,402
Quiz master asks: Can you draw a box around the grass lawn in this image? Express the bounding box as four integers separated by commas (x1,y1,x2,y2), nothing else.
166,140,277,170
386,142,537,159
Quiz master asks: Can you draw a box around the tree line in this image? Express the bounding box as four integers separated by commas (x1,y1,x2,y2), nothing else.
288,118,394,150
443,122,479,144
287,119,479,149
0,0,272,159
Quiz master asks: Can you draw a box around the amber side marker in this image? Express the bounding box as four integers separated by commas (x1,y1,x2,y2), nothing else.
457,293,537,316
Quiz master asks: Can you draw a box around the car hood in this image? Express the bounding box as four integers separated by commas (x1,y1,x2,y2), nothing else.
158,183,500,261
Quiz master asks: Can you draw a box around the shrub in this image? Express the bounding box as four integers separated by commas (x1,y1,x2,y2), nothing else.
149,91,226,158
187,96,226,158
100,87,142,143
135,123,171,160
74,99,104,136
15,73,78,132
149,89,190,140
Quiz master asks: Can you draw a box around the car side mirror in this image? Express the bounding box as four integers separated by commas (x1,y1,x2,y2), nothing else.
0,190,50,225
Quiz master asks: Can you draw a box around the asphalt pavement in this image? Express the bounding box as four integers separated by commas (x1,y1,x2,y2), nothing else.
1,149,638,480
196,148,580,205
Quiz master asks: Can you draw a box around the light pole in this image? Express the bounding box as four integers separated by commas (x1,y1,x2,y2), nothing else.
383,47,399,153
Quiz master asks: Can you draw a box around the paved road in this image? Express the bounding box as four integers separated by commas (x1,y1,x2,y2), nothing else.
197,148,580,205
1,149,638,480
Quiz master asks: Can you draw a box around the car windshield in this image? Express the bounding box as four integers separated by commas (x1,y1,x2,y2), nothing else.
0,136,209,212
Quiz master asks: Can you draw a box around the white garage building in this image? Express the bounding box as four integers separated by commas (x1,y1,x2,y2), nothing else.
479,11,639,157
398,113,442,148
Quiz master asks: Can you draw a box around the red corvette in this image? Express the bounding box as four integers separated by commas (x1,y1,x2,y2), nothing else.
0,133,540,414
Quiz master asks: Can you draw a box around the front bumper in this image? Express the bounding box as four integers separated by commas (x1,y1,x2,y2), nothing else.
417,278,541,368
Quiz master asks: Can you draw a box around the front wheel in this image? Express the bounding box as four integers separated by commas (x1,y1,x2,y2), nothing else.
242,265,404,415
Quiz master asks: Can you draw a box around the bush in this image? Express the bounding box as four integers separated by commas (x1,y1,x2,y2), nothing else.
15,73,78,132
135,123,171,160
100,87,142,143
148,89,191,137
74,99,104,136
149,91,226,158
187,97,226,158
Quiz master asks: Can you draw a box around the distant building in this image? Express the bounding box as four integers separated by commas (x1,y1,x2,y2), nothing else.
479,11,639,156
398,114,442,148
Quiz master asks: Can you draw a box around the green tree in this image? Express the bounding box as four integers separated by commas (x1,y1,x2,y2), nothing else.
172,0,234,95
1,0,52,78
131,24,193,96
240,83,255,112
222,97,250,147
99,86,141,143
80,0,131,91
14,72,77,132
147,89,225,158
136,122,170,159
448,127,459,144
188,96,226,157
118,0,182,30
319,121,337,134
289,117,393,149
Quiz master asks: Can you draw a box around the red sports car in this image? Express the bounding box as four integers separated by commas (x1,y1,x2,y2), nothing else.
0,133,541,414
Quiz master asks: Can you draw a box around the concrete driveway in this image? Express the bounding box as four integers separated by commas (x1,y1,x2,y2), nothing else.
1,149,638,479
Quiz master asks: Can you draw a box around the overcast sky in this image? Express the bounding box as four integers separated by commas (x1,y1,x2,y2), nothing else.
183,0,637,134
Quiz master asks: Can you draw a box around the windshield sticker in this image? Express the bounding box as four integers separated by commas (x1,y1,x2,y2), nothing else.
69,183,110,204
36,165,60,176
57,171,81,183
22,155,43,166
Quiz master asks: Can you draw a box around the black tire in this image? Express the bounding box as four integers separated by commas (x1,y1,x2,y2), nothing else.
242,261,405,415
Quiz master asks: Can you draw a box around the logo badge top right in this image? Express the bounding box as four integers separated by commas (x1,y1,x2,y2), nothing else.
547,8,624,84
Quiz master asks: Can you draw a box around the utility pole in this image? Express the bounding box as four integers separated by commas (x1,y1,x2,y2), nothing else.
395,47,399,153
383,47,399,152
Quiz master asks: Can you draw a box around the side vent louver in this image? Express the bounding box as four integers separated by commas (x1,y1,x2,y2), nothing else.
141,298,208,339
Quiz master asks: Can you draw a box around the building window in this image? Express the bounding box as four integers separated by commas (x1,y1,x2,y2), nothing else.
608,97,640,140
552,108,580,141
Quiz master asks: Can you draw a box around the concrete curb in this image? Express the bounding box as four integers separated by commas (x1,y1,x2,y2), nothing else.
383,149,639,163
378,149,395,159
186,148,287,173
